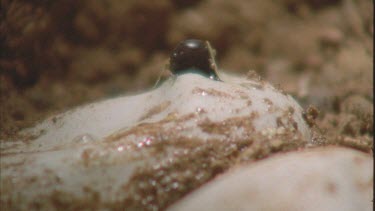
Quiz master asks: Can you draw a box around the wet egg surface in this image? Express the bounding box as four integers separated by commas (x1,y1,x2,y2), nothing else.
1,72,313,210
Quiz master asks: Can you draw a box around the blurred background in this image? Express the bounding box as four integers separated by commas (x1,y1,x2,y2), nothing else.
0,0,373,140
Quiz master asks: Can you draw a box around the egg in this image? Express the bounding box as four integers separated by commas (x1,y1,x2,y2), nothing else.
0,70,314,210
168,146,373,211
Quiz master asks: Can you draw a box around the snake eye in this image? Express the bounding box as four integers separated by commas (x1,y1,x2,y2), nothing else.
169,39,220,80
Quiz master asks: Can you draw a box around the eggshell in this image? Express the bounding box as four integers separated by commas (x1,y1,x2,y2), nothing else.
1,73,312,210
168,147,373,211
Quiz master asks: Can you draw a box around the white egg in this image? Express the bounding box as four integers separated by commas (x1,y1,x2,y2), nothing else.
1,72,314,210
168,147,373,211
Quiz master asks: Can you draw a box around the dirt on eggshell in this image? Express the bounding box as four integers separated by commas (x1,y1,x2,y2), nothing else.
0,0,373,210
1,108,310,210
